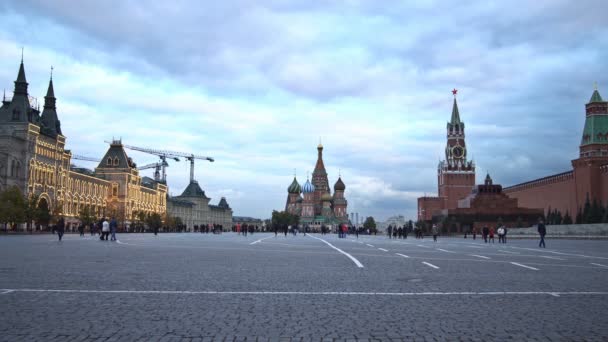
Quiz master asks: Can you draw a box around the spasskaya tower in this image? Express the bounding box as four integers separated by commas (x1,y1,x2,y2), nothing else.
437,89,476,209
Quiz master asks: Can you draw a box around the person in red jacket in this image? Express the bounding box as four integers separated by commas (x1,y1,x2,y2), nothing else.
489,227,495,243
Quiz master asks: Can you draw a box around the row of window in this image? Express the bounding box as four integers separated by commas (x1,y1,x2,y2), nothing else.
106,157,120,166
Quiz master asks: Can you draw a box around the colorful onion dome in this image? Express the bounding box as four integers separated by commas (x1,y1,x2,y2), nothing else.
302,179,315,193
321,192,332,201
287,177,301,194
334,177,345,191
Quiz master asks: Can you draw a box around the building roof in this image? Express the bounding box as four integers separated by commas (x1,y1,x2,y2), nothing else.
40,77,62,138
302,178,315,193
287,177,301,194
97,140,134,169
334,177,345,191
180,180,209,198
590,89,603,103
450,97,461,125
168,197,195,207
218,197,230,209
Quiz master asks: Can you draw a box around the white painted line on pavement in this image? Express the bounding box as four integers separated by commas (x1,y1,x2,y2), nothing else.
366,244,375,247
395,253,410,258
437,248,455,253
422,261,439,269
307,235,364,268
378,248,388,252
465,245,484,249
250,236,274,245
1,290,14,295
417,245,430,248
510,262,539,271
591,263,608,268
7,288,604,296
497,250,520,254
541,256,565,261
470,254,490,259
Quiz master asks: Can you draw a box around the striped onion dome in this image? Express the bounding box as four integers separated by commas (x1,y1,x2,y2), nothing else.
302,178,315,193
287,177,301,194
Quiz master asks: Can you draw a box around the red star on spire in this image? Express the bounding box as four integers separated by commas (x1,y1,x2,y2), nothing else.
452,88,458,96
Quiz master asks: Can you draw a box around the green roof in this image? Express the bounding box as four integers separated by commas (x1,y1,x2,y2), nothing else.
590,89,603,103
581,114,608,145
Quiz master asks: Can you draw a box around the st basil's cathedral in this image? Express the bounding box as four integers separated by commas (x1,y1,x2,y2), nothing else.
285,143,348,227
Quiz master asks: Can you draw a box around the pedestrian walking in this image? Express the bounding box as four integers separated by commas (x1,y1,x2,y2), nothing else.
432,224,439,242
57,217,65,241
497,226,504,243
503,227,508,244
472,227,477,240
78,223,84,237
101,218,110,241
538,219,546,248
489,227,495,243
482,226,489,243
110,217,118,241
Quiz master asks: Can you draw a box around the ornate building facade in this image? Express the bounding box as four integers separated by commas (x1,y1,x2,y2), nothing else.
285,143,348,228
504,87,608,218
167,180,232,230
0,59,167,227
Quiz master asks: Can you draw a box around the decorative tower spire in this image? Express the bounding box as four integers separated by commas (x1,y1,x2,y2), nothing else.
450,88,461,124
40,67,62,137
14,55,28,96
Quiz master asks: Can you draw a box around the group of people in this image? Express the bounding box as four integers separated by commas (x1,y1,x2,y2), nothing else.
387,225,410,239
234,223,257,236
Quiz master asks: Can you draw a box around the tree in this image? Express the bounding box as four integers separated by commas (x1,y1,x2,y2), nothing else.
23,194,41,233
271,210,299,229
0,186,26,230
77,205,96,228
145,213,163,232
583,194,591,224
576,208,583,224
563,211,573,225
363,216,377,232
590,199,602,223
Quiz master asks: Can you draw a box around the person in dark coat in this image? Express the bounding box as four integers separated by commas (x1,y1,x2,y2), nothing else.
537,219,546,248
482,226,489,243
56,217,65,241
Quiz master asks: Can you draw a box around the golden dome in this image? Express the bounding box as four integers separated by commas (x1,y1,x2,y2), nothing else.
321,193,332,201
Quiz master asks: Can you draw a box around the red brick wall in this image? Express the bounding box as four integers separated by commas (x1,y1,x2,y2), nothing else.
504,174,576,217
417,197,443,221
439,172,475,210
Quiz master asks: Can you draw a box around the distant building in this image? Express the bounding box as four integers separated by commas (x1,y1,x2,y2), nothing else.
232,216,264,228
285,143,349,228
378,215,407,232
0,58,166,228
167,180,232,230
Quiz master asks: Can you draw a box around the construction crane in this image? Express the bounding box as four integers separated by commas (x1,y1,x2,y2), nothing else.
137,161,168,182
105,141,214,183
72,154,101,163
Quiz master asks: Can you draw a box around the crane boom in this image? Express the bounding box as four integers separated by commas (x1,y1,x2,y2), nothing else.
72,154,101,162
104,140,214,183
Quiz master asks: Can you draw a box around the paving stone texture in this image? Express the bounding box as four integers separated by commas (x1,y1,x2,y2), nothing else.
1,233,607,341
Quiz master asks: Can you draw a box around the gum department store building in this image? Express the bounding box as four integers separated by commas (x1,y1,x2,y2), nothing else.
0,59,168,226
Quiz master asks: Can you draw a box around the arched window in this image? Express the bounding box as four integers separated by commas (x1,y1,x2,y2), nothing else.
12,109,19,121
107,157,112,166
113,157,119,166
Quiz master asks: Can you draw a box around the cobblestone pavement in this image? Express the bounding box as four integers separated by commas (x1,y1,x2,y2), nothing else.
1,233,607,341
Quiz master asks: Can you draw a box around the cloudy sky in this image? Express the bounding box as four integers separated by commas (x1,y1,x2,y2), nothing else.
1,1,607,221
